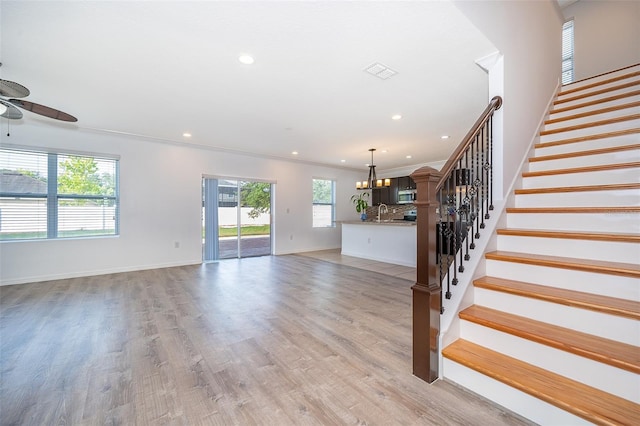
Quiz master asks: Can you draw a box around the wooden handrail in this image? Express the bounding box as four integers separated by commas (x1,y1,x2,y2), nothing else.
410,96,502,384
437,96,502,190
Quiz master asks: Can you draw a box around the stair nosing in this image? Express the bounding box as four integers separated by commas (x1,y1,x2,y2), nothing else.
514,183,640,194
530,144,640,163
474,275,640,320
485,250,640,278
496,228,640,243
443,339,640,425
534,128,640,149
458,305,640,374
545,101,640,126
550,89,640,115
506,206,640,214
521,161,640,178
559,68,640,96
554,80,640,106
539,114,640,136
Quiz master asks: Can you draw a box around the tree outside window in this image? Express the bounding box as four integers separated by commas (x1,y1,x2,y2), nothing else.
312,178,335,227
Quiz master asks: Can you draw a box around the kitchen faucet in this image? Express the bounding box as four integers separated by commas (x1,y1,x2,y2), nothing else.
377,203,388,222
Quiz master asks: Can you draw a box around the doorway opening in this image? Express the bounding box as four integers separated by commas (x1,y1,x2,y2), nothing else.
203,178,272,261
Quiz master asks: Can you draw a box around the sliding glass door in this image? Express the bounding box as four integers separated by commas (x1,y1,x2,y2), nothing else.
203,178,272,261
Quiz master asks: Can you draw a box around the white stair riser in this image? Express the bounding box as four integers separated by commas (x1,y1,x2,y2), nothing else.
485,259,639,300
535,134,640,157
443,359,591,425
540,119,640,144
528,148,640,172
522,168,640,188
555,83,640,110
474,287,640,346
496,234,640,264
459,321,640,403
515,188,640,207
506,212,640,233
561,66,640,89
549,94,640,120
544,107,640,132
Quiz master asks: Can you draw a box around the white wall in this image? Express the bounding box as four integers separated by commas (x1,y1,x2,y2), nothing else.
454,0,563,197
563,0,640,81
0,123,363,285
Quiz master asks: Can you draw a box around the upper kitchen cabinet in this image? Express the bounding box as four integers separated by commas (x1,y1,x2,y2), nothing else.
397,176,416,190
372,178,403,205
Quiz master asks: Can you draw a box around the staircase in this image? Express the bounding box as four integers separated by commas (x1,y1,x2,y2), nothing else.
442,64,640,425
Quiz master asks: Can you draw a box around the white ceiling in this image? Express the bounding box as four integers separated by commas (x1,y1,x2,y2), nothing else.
0,1,497,172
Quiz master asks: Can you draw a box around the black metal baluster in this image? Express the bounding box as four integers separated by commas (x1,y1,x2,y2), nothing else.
488,114,494,211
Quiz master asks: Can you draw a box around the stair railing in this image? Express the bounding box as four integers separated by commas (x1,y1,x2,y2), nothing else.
410,96,502,383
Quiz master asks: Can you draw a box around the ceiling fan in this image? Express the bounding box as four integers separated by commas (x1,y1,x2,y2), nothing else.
0,69,77,123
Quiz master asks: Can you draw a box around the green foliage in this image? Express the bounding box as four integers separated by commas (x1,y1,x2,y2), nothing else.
58,157,101,195
57,156,115,205
313,179,332,203
350,192,369,213
241,182,271,219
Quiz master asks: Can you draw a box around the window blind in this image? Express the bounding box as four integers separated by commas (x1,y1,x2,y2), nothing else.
0,148,119,240
562,20,574,85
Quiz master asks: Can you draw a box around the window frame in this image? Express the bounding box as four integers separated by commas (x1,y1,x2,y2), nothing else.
561,19,575,85
312,178,336,228
0,147,120,241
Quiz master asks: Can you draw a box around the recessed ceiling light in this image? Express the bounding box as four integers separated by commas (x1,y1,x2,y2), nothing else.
340,159,346,163
406,155,412,159
381,149,388,153
391,114,402,120
183,132,192,138
291,151,298,155
238,54,255,65
441,135,450,140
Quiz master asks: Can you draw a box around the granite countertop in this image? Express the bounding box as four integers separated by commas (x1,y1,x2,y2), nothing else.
341,220,416,226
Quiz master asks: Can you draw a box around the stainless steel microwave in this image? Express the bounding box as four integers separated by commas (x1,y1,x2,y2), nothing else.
397,189,416,204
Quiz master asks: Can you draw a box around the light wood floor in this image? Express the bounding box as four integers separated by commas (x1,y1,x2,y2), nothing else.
298,249,417,282
0,255,533,425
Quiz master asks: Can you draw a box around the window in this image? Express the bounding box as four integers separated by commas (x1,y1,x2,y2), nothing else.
562,20,574,85
312,178,335,227
0,148,119,240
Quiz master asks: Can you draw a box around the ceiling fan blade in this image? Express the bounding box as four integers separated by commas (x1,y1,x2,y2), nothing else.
0,99,23,119
9,98,77,122
0,79,30,98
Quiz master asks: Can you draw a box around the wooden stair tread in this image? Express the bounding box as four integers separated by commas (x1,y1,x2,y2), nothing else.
496,228,640,243
545,101,640,125
530,143,640,163
522,161,639,178
554,80,640,106
506,206,640,214
534,128,640,149
474,276,640,320
485,250,640,278
459,305,640,374
551,89,640,115
515,183,640,194
443,339,640,426
540,114,640,136
558,69,640,96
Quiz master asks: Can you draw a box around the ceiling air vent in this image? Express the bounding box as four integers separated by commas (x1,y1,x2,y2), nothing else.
364,62,397,80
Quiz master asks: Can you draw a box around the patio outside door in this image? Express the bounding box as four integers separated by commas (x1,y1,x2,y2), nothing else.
203,178,272,261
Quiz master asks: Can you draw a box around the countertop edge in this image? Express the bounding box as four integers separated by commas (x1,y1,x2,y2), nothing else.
340,220,416,226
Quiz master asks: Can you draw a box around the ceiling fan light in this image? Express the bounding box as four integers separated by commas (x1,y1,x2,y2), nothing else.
0,103,7,115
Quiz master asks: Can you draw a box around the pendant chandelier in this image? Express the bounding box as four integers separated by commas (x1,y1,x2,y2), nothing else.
356,148,390,190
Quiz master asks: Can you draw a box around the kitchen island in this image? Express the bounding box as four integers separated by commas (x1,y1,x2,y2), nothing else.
341,220,417,267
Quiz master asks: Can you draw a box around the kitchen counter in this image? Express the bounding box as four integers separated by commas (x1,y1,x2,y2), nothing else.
340,220,416,226
341,221,416,267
